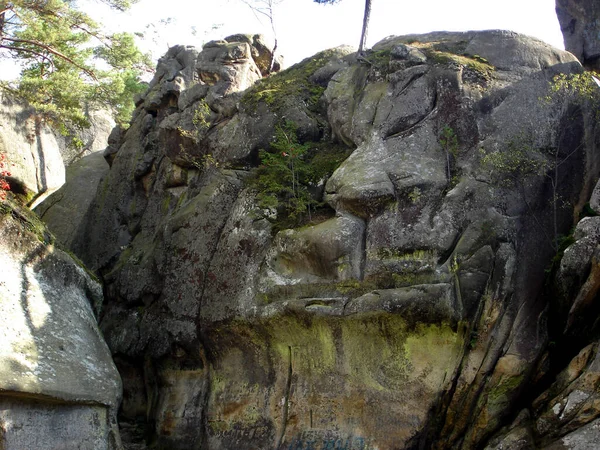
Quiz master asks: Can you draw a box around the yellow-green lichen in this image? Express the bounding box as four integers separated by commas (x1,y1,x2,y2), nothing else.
161,194,172,214
486,373,526,408
374,248,436,262
403,322,464,390
410,41,495,80
270,316,337,376
390,271,438,288
340,314,412,391
203,312,464,444
241,48,346,113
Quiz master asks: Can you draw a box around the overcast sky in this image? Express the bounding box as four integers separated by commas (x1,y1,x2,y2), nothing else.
0,0,565,80
84,0,565,67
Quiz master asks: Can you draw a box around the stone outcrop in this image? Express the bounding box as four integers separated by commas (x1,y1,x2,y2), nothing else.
556,0,600,70
0,94,66,203
41,30,600,449
0,93,114,205
34,152,110,250
0,203,122,449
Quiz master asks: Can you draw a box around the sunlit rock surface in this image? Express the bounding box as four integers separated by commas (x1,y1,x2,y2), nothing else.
0,95,114,205
0,204,122,449
41,31,600,449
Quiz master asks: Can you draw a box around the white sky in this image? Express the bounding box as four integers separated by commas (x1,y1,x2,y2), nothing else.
84,0,565,68
0,0,565,79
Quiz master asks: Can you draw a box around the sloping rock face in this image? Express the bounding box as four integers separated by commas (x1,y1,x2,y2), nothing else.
70,31,600,449
35,152,110,250
0,203,122,449
556,0,600,70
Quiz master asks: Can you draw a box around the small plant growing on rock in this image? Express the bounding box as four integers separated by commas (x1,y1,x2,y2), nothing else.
439,125,459,184
480,139,556,247
178,144,219,173
480,139,545,187
192,100,211,132
253,121,315,223
545,72,600,109
251,121,351,230
408,187,422,204
0,152,11,201
176,100,213,145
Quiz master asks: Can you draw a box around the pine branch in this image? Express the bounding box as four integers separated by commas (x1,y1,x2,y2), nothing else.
2,37,97,80
0,44,55,68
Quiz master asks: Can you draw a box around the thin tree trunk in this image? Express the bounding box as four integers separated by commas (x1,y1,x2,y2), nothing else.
267,1,278,74
240,0,279,74
358,0,372,55
270,38,278,74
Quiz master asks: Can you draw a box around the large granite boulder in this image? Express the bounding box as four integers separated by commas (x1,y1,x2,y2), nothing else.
556,0,600,70
0,203,122,449
62,30,600,449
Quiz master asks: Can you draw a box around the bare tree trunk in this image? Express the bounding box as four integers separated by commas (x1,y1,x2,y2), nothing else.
267,2,278,74
240,0,279,74
358,0,372,55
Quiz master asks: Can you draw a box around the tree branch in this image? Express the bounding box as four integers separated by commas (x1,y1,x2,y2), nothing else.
2,37,97,80
72,23,109,47
240,0,273,21
0,44,55,69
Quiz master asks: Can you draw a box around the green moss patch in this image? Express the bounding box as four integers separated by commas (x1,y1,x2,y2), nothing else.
411,41,495,80
241,48,345,113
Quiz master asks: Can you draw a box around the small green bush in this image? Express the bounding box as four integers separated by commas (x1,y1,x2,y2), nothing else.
251,121,350,230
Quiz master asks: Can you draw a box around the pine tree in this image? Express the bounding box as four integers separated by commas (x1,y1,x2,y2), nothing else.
0,0,151,129
314,0,372,55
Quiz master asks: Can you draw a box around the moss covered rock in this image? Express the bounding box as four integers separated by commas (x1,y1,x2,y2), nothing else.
48,30,600,449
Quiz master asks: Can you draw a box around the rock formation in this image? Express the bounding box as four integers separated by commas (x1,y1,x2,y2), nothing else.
0,203,122,449
556,0,600,70
34,152,111,250
34,29,600,449
0,93,114,206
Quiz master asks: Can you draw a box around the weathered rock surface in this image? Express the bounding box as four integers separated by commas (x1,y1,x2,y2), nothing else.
34,151,110,249
553,216,600,341
0,94,66,202
533,342,600,446
556,0,600,70
0,93,114,205
0,203,122,449
56,30,600,449
543,417,600,449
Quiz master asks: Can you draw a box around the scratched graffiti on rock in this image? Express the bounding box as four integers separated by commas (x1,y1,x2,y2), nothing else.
287,430,373,450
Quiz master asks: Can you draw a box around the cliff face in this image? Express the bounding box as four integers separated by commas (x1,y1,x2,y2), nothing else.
556,0,600,71
0,203,122,449
44,32,600,448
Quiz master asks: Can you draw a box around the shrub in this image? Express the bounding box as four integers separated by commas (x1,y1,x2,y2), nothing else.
253,122,315,222
0,152,11,201
251,121,350,230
